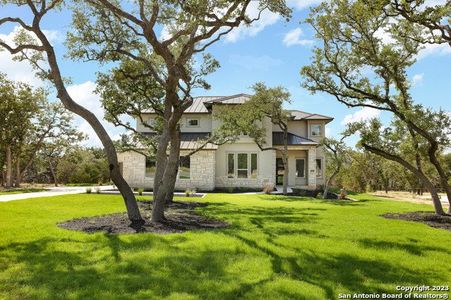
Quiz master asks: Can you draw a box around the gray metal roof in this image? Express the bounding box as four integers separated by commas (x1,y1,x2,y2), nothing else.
142,95,333,121
272,132,318,146
288,110,334,122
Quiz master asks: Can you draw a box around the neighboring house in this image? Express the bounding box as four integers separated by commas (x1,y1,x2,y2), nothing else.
118,94,333,191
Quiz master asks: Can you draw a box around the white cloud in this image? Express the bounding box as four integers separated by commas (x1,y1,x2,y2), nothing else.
229,54,282,71
283,28,314,47
0,26,60,87
325,127,332,137
67,81,126,147
411,73,424,86
417,43,451,60
225,2,280,43
341,107,381,125
287,0,323,10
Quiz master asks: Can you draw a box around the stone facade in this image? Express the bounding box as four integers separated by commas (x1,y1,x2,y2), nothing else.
118,150,216,191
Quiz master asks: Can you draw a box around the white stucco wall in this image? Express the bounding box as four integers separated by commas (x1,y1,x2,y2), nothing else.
214,142,276,189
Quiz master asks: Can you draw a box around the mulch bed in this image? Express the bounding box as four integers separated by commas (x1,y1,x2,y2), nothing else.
382,211,451,231
58,201,228,234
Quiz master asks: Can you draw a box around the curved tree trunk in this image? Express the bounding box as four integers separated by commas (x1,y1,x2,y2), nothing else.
323,169,339,199
33,26,143,225
363,144,445,215
427,145,451,213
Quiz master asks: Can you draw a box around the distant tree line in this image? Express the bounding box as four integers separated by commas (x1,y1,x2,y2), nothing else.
0,74,109,187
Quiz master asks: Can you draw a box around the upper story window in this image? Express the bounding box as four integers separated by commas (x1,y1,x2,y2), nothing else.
310,124,322,137
187,118,200,127
147,118,156,126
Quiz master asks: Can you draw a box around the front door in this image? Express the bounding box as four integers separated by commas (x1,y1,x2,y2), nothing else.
276,158,284,185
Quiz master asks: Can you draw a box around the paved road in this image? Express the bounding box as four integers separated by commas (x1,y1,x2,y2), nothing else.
0,185,114,202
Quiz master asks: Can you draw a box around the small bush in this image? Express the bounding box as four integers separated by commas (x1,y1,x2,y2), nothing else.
137,188,144,196
86,188,92,194
95,187,101,194
184,189,197,197
262,183,274,194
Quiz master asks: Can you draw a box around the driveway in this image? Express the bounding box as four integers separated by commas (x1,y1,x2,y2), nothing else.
0,185,114,202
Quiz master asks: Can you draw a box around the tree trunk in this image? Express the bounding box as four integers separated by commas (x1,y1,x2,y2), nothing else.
363,144,445,215
34,30,143,225
323,169,339,199
15,156,21,188
427,144,451,211
152,125,181,222
49,159,58,187
5,146,12,188
165,129,181,205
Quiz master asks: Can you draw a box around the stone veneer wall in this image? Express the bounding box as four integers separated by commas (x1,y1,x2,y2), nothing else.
117,150,216,191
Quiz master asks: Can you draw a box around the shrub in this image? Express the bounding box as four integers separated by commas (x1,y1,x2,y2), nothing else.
137,188,144,196
262,183,274,194
184,189,197,197
95,187,101,194
86,188,92,194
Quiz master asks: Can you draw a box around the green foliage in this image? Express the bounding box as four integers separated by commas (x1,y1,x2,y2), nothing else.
137,188,144,196
214,83,291,147
85,187,92,194
56,148,109,185
0,193,450,298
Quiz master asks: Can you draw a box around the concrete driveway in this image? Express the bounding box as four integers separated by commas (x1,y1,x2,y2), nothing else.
0,185,114,202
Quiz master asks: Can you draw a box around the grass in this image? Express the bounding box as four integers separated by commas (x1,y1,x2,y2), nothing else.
0,193,450,299
0,188,46,195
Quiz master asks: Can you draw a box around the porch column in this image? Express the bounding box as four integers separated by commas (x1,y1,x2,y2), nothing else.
307,147,317,189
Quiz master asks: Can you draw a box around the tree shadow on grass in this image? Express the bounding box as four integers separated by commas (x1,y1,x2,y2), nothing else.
358,238,451,256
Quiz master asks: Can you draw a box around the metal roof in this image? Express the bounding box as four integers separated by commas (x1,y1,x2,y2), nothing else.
272,132,319,146
142,95,333,121
142,132,218,150
288,110,334,122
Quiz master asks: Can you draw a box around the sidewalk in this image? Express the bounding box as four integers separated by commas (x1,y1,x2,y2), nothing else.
0,185,114,202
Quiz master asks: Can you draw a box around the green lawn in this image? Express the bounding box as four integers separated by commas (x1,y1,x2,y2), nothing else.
0,193,450,299
0,188,47,195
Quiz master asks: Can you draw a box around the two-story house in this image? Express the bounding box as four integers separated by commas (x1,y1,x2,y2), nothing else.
118,94,333,191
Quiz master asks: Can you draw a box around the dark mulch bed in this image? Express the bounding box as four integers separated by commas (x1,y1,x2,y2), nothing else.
58,201,228,234
382,211,451,231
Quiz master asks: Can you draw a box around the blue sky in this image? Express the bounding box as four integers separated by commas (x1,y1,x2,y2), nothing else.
0,0,450,147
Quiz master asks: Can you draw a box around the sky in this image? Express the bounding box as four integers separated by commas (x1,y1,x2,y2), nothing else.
0,0,450,147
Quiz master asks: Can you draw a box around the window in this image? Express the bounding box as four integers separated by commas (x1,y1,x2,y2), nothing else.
145,157,156,178
227,152,258,179
179,156,190,179
316,159,323,178
227,153,235,178
310,124,322,136
187,118,199,127
250,153,258,178
296,159,305,178
237,153,248,178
